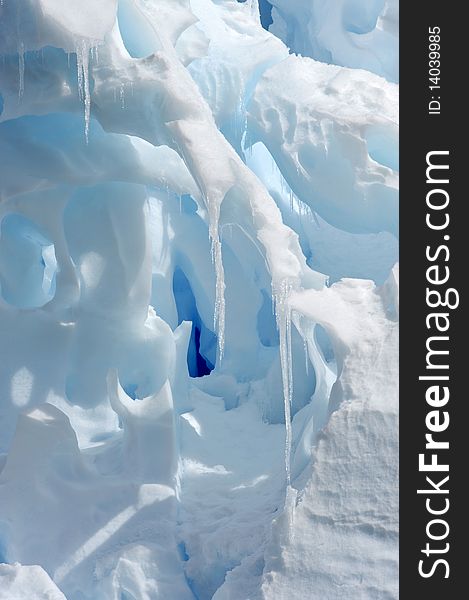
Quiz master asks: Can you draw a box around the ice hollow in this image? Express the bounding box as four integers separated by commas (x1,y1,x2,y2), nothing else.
268,0,399,83
0,1,398,598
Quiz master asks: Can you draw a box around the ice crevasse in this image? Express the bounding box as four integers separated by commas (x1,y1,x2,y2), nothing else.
0,1,398,599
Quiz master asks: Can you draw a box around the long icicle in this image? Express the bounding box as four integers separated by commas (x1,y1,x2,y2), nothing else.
18,41,25,99
76,40,92,144
209,203,226,361
274,279,294,487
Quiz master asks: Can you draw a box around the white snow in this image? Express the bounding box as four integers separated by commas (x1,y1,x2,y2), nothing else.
0,1,398,598
0,563,66,600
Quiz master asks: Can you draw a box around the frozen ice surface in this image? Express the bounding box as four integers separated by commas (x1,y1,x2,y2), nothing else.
0,563,67,600
0,1,398,598
268,0,399,83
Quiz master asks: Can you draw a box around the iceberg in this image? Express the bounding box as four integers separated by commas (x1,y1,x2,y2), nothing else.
0,1,398,598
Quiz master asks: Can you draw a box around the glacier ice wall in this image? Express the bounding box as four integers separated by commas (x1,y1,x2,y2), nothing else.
268,0,399,82
0,1,398,599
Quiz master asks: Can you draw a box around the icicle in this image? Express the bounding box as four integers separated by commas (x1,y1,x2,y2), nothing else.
235,84,247,142
18,41,25,99
274,279,294,486
90,46,99,65
76,40,92,143
303,335,309,375
212,233,226,361
206,196,226,361
119,83,126,109
76,52,83,102
244,130,253,159
236,92,241,138
284,484,297,540
243,106,248,142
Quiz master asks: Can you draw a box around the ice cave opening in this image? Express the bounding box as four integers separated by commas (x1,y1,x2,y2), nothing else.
0,213,57,309
173,266,216,378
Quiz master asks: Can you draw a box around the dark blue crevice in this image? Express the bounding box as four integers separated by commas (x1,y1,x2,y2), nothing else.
178,541,190,562
259,0,274,28
178,541,201,600
193,326,213,377
172,268,216,378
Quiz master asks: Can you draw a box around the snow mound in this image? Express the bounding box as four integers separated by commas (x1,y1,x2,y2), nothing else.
0,563,66,600
0,1,398,598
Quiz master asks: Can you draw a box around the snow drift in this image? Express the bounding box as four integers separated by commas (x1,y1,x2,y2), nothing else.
0,1,398,598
